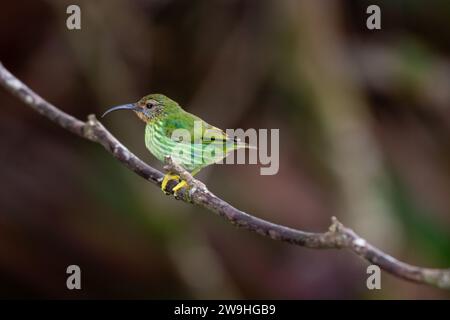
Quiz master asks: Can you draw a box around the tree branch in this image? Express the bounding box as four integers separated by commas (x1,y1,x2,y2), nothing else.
1,61,449,290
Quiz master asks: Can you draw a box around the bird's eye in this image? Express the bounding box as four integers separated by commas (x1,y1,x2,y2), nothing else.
145,101,155,109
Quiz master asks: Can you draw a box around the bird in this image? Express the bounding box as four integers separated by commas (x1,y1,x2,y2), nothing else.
102,94,255,195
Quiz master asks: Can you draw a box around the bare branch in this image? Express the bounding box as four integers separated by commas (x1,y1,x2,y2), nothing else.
1,61,449,290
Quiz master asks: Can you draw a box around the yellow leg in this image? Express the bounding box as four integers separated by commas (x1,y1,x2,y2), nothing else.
161,173,180,194
162,169,199,196
172,180,188,194
172,169,200,194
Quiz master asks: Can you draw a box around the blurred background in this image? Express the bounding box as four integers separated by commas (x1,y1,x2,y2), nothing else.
1,0,450,299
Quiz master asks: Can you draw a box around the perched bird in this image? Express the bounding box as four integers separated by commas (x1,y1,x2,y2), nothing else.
102,94,254,195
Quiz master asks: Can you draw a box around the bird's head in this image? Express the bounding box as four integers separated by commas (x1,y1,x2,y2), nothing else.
102,93,177,123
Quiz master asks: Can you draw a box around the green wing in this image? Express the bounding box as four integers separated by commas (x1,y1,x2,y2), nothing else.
161,110,235,146
154,110,252,172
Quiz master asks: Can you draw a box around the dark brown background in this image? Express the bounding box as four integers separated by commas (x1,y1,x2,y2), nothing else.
1,0,449,298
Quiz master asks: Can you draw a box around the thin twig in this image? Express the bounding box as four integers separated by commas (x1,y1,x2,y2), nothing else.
1,61,449,290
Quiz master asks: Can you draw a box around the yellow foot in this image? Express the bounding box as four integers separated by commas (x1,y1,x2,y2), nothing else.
172,180,188,195
161,173,180,194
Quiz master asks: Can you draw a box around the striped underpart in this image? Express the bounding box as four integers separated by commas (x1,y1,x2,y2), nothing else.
145,122,238,172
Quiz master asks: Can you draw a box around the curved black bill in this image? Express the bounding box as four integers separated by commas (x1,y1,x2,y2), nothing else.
101,103,137,118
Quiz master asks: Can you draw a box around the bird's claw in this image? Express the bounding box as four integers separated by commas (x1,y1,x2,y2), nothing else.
172,180,188,196
161,173,190,196
161,173,180,195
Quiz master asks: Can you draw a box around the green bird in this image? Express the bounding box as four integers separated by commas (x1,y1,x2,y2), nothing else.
102,94,254,195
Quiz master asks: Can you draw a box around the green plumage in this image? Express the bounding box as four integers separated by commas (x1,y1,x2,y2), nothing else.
133,94,250,174
101,93,253,193
144,96,247,174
